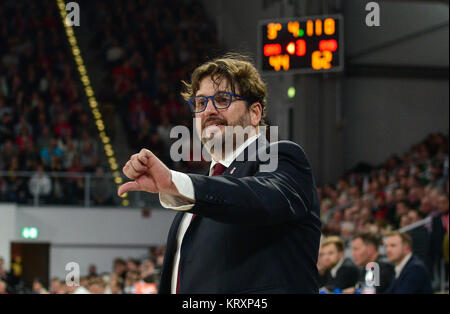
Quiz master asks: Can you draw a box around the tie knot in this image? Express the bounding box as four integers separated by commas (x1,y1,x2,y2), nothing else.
212,163,227,176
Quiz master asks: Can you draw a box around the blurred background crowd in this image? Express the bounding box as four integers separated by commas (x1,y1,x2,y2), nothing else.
85,0,215,172
0,0,102,205
0,246,165,294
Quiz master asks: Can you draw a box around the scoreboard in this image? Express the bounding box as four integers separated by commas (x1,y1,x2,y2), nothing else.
258,15,344,74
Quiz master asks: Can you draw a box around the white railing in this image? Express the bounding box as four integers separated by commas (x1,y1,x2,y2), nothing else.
0,171,160,208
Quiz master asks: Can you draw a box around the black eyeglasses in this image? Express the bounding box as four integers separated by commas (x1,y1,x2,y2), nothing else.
187,91,248,113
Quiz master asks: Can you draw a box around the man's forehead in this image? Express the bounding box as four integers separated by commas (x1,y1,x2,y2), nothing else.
196,75,236,95
386,236,401,244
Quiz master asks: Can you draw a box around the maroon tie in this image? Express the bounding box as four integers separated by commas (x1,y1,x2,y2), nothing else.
176,163,227,294
211,163,227,177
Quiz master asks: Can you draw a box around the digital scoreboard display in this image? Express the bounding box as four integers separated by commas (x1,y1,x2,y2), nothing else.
258,15,344,74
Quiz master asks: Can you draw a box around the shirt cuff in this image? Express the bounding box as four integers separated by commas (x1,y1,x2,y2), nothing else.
159,170,195,211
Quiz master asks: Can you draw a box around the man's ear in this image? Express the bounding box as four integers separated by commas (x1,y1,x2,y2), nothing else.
249,102,262,126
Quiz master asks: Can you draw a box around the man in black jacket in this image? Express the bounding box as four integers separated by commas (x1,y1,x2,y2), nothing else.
430,193,449,283
351,232,395,293
385,231,433,293
320,236,359,292
118,54,322,293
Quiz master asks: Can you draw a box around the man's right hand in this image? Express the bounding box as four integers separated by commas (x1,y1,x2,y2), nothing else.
118,149,193,202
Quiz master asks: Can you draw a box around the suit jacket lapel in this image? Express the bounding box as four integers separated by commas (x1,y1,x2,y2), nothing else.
226,134,269,177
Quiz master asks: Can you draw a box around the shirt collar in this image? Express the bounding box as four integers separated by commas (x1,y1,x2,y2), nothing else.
209,133,261,174
330,258,345,278
395,252,412,278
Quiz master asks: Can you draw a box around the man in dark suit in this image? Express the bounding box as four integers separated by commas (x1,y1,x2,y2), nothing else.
351,233,394,293
384,231,433,294
117,54,322,293
320,236,359,292
430,193,449,283
405,209,432,276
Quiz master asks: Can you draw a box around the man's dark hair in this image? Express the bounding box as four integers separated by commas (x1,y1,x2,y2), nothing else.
113,258,126,266
353,232,381,250
181,52,268,126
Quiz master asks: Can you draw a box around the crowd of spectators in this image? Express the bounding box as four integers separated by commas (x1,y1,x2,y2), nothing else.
0,246,165,294
318,132,449,292
0,0,112,205
86,0,215,173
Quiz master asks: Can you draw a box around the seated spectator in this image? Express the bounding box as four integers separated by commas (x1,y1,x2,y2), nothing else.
385,231,433,293
109,273,124,294
88,277,106,294
32,278,48,294
140,258,158,286
15,127,34,152
124,270,140,294
53,113,73,138
79,139,99,172
61,138,78,169
0,139,17,170
50,278,62,294
0,280,7,294
90,166,113,206
113,258,127,281
405,209,432,274
430,193,449,283
0,257,8,284
28,164,52,201
40,138,63,167
320,236,360,293
88,264,98,277
351,233,395,293
72,276,90,294
126,259,140,273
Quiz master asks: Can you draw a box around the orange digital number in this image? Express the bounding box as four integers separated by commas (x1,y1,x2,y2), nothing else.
267,23,282,40
311,50,333,70
306,20,314,36
288,21,300,37
315,19,322,36
269,54,290,71
324,18,335,35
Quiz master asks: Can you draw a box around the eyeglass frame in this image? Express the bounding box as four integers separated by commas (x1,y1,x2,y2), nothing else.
187,91,248,113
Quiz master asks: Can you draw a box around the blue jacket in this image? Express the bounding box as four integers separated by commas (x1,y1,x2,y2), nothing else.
385,254,433,294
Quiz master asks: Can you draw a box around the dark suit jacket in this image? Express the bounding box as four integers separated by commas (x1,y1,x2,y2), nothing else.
407,226,432,277
430,212,447,271
159,137,322,294
385,254,433,294
323,258,360,291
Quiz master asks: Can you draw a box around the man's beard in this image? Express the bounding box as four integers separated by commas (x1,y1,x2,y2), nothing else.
200,112,252,160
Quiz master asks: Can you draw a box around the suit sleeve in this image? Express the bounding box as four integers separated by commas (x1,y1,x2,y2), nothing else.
186,141,319,226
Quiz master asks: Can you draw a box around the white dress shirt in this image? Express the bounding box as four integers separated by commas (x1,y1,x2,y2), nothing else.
164,133,261,294
330,258,345,278
394,252,412,278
